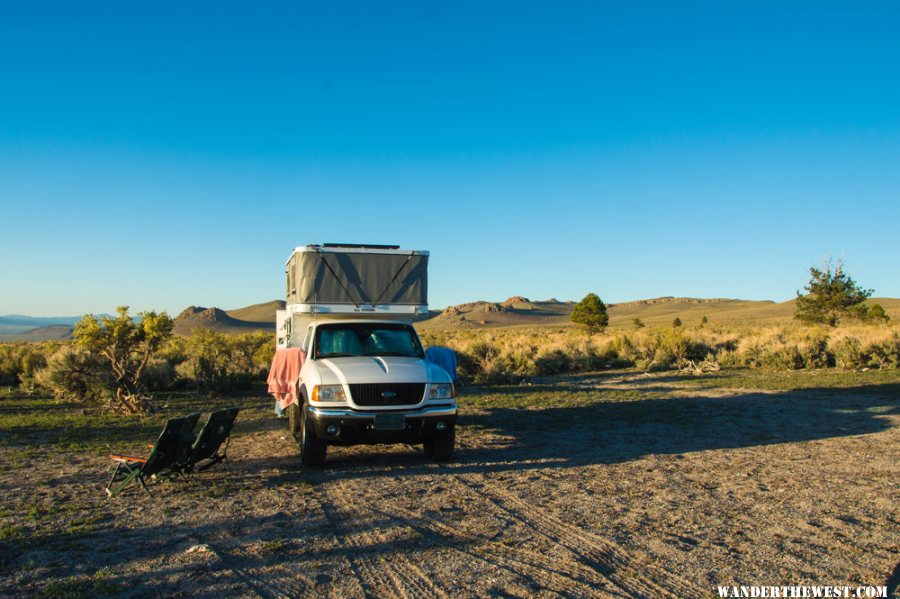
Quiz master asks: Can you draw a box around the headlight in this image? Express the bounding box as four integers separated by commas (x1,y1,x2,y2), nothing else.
429,383,455,400
313,385,346,402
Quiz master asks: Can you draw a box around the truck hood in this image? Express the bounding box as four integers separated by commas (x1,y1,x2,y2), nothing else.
313,356,450,386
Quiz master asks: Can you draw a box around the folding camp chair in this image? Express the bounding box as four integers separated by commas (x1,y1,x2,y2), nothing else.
105,413,200,497
183,407,240,473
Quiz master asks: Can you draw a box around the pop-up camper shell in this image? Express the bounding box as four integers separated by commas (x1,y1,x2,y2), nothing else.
276,244,429,349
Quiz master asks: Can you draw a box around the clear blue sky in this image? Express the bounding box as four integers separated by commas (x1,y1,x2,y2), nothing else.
1,1,898,316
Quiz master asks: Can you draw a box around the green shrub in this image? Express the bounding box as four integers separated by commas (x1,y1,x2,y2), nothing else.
866,303,890,323
141,359,176,391
156,336,189,369
640,330,709,369
464,341,501,383
564,342,607,372
416,322,898,380
762,346,805,370
176,330,273,392
716,349,744,368
831,337,866,370
453,349,480,383
72,307,174,414
34,347,111,403
608,335,639,365
534,350,571,375
0,345,21,386
862,333,900,368
177,330,231,392
0,343,56,387
799,333,834,368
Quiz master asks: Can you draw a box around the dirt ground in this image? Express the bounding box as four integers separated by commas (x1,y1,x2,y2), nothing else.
1,370,898,598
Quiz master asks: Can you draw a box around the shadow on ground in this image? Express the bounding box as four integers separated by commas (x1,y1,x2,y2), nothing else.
310,381,900,480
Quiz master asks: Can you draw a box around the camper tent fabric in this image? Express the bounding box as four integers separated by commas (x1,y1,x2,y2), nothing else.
425,347,458,383
267,348,306,409
287,249,428,306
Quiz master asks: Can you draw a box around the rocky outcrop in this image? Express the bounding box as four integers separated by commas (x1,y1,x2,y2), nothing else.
175,306,231,322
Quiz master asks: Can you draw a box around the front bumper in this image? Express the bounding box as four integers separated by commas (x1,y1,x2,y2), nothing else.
307,404,457,445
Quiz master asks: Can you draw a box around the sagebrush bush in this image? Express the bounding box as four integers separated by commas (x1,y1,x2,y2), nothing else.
4,319,897,399
799,333,834,368
831,337,865,370
419,321,900,381
34,346,111,403
0,343,57,387
175,330,273,392
534,349,571,375
141,359,177,391
864,333,900,368
7,329,275,402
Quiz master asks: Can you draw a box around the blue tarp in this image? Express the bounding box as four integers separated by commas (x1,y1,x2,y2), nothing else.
425,346,459,383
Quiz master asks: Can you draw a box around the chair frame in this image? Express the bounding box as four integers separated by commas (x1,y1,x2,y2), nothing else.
105,413,199,497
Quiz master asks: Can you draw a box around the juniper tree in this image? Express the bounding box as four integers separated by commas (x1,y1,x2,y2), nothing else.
73,306,174,414
866,303,889,324
794,261,873,327
571,293,609,334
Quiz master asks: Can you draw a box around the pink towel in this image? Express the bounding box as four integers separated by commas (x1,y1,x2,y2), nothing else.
267,348,307,409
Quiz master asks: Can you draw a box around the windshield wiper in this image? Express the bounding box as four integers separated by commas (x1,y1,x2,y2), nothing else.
317,352,360,359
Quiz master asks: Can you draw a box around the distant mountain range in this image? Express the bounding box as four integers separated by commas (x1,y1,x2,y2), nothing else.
0,314,82,330
3,296,898,342
0,315,84,341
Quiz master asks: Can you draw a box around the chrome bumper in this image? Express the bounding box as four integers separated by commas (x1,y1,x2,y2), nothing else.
307,405,458,419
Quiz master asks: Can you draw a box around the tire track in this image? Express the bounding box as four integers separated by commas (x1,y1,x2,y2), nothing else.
315,436,701,596
211,546,316,599
369,501,619,597
193,548,260,598
317,479,447,599
449,469,704,597
188,533,317,598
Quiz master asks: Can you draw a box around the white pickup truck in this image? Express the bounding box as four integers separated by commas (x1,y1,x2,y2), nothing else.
273,244,457,466
285,319,457,466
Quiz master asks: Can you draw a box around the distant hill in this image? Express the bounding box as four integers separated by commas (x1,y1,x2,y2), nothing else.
605,297,790,328
0,315,82,337
0,325,75,342
604,296,900,328
225,300,285,324
419,296,574,329
172,305,275,336
3,296,899,342
416,296,900,330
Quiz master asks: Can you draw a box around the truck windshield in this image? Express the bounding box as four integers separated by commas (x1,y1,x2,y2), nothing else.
314,323,424,359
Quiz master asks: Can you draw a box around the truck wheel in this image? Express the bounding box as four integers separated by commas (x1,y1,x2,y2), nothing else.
424,425,455,462
299,403,327,467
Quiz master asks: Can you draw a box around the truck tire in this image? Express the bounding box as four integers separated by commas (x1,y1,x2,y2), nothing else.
299,403,327,467
424,425,455,462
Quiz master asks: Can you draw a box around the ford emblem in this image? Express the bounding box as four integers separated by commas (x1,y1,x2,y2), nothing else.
382,391,397,398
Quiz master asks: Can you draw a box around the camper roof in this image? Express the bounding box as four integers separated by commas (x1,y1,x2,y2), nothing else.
284,243,429,309
287,244,429,264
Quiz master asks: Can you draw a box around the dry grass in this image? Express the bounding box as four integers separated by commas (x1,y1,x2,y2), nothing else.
419,321,900,382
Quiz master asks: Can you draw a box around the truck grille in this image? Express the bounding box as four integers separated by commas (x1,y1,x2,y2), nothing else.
348,383,426,407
